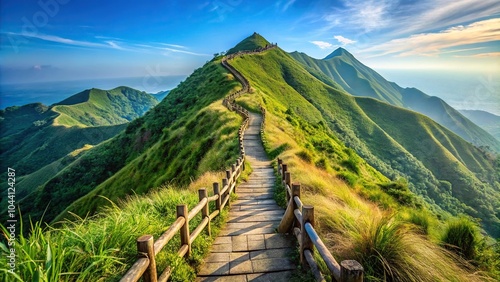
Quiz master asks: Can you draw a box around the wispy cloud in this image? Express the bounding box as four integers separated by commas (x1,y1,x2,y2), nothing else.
310,40,333,49
460,52,500,58
334,35,356,45
318,0,500,40
162,47,209,57
105,41,124,50
393,0,500,36
159,43,188,49
4,32,209,57
7,32,106,48
361,18,500,57
282,0,296,12
322,0,395,33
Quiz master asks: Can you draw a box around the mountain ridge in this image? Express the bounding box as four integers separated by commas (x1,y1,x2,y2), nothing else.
290,49,500,152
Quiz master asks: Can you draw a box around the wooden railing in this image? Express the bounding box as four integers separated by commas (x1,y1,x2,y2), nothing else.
276,159,364,282
119,77,250,282
119,44,278,282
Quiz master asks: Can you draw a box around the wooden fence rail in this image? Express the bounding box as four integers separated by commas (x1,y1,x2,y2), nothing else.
120,98,249,282
119,43,276,282
276,158,364,282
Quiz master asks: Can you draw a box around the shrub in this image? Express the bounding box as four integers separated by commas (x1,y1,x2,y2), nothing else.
296,150,313,163
337,171,358,187
442,217,478,260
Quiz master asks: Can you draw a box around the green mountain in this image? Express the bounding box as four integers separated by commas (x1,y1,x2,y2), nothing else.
230,45,499,236
53,86,158,127
0,87,157,209
460,110,500,141
226,32,271,54
290,49,500,153
19,62,244,224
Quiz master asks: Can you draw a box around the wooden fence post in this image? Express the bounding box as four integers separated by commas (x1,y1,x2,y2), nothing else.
222,178,229,207
226,170,232,184
177,204,191,256
282,164,288,181
340,260,364,282
199,188,210,236
285,172,291,203
213,182,221,212
292,183,301,227
301,205,314,268
137,235,157,282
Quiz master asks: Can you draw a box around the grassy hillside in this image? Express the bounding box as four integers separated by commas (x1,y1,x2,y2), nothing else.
20,61,243,224
228,45,499,280
53,86,158,127
226,32,271,54
460,109,500,141
290,50,500,153
230,48,500,237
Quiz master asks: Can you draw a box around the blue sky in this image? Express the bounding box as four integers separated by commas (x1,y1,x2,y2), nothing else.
0,0,499,84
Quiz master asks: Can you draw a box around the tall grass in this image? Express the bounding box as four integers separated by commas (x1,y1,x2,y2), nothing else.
0,185,229,281
441,217,478,260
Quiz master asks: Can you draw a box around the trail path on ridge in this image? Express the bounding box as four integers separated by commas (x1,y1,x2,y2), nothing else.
196,112,296,281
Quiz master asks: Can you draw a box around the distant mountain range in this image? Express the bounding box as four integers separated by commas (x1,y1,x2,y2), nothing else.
0,86,158,209
460,110,500,141
290,49,500,153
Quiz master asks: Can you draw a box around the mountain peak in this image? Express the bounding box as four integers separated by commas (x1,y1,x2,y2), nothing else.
324,47,354,60
227,32,271,55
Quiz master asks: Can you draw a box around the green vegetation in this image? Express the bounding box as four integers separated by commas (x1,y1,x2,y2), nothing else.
442,217,479,260
226,32,271,54
53,86,158,127
290,49,500,153
232,47,500,237
20,61,243,224
0,184,230,281
230,42,499,280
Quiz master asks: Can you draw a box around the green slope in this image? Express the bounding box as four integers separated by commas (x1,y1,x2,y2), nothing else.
460,110,500,141
290,49,500,153
0,87,158,221
226,32,271,54
53,86,158,127
21,61,243,223
231,47,500,236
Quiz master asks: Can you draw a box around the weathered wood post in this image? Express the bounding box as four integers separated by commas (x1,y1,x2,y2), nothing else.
137,235,157,282
231,164,237,193
285,172,291,203
301,205,314,267
222,178,229,208
282,164,288,181
199,188,210,236
177,204,191,256
213,182,221,212
340,260,364,282
292,183,301,228
225,170,232,184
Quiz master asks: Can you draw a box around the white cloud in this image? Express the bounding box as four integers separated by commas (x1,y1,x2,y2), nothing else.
394,0,500,36
159,43,188,49
334,35,356,45
105,41,124,50
323,0,395,32
162,47,210,57
283,0,296,12
464,52,500,58
361,18,500,57
310,40,333,49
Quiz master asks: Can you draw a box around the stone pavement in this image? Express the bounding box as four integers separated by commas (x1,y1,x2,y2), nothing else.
197,112,297,282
